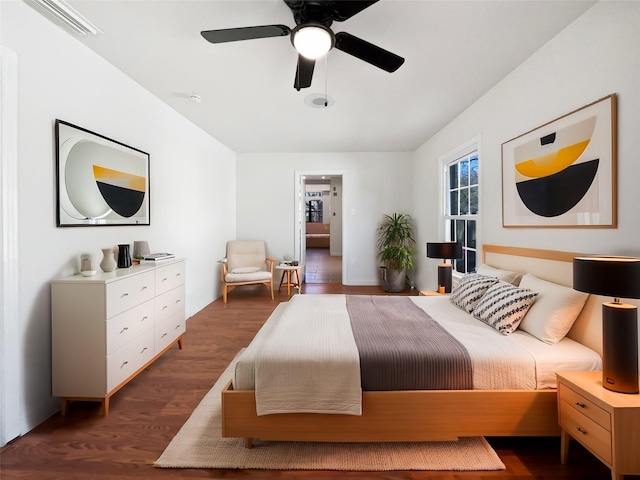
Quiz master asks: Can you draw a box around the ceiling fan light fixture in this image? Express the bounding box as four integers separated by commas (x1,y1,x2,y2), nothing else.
292,24,334,59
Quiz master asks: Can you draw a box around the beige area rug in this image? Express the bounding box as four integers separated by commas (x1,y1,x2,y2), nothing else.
155,350,505,471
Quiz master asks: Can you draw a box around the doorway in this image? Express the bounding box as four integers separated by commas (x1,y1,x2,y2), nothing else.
294,171,344,284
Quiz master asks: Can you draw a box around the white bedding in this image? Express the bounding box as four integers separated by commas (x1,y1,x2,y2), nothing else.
409,296,602,389
234,294,602,414
250,294,362,416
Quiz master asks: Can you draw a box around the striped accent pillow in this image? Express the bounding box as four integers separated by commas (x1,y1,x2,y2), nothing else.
449,274,499,313
473,282,538,335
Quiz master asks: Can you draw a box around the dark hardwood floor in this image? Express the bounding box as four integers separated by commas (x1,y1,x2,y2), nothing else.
0,282,627,479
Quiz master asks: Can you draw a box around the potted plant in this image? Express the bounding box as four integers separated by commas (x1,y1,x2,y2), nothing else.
376,213,416,292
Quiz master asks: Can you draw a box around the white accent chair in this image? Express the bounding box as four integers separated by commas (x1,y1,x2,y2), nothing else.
221,240,275,303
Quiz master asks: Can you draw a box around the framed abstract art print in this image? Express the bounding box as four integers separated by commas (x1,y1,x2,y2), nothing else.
501,94,616,228
56,120,150,226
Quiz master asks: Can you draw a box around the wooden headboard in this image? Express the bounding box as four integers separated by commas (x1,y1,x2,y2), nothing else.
481,244,603,356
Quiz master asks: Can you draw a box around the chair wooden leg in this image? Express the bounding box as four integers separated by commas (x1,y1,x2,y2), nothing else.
223,284,228,303
270,280,274,299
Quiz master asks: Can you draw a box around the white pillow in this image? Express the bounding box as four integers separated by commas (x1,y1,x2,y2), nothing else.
472,282,538,335
231,266,261,274
517,273,589,344
449,273,499,313
476,264,523,286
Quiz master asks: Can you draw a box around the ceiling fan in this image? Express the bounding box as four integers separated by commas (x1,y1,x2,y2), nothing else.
200,0,404,91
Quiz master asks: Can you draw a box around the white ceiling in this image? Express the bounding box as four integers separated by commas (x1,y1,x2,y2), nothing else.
59,0,596,153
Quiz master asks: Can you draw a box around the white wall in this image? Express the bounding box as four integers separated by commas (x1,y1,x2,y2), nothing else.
236,152,413,285
1,2,236,444
330,176,343,255
412,1,640,291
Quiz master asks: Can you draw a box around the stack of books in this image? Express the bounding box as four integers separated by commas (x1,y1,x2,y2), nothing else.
140,253,175,264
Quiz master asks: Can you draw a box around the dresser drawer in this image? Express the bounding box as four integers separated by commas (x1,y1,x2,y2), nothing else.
106,329,155,392
106,271,155,318
155,285,185,325
106,299,154,355
558,383,611,430
155,261,185,295
155,312,186,354
560,399,612,464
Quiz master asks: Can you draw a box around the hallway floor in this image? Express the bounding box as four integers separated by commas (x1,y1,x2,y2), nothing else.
304,248,342,284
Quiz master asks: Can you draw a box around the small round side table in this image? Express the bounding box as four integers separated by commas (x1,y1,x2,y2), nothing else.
275,264,303,295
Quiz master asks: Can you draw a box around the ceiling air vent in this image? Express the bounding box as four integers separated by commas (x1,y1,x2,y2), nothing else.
30,0,102,36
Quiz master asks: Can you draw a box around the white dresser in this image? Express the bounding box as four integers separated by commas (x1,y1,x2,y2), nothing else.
51,259,186,415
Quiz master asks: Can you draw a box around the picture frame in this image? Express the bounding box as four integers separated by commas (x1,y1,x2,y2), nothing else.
55,120,150,226
501,94,616,228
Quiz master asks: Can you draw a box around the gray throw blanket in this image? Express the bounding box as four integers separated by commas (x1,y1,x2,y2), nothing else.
346,295,473,390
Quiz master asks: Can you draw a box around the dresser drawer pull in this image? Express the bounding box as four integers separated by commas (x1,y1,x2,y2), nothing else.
176,273,182,277
576,426,587,435
141,286,148,291
162,305,168,310
175,299,181,304
161,333,168,338
141,316,148,322
141,347,148,354
162,277,168,282
120,327,129,334
175,324,182,330
121,293,129,298
575,402,586,408
121,361,129,368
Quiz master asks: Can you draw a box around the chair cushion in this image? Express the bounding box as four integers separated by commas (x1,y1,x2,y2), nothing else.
226,240,268,272
231,266,261,274
225,271,272,283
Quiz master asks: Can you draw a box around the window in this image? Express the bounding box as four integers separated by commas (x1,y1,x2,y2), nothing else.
444,147,479,274
305,191,323,222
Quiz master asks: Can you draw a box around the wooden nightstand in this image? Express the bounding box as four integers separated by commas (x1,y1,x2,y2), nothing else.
557,371,640,480
419,290,444,296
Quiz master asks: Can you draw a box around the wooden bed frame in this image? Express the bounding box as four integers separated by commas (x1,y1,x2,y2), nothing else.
221,244,604,447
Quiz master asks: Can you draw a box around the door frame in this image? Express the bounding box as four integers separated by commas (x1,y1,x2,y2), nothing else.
294,169,345,283
1,46,21,446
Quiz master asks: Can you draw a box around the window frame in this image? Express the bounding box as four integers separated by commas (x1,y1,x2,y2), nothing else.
439,136,481,276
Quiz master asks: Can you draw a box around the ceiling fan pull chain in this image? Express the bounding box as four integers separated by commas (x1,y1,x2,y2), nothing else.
324,54,328,107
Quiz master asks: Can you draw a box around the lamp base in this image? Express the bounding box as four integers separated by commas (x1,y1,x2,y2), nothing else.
437,264,453,294
602,303,639,394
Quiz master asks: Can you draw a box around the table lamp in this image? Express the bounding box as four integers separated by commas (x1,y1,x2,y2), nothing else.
573,256,640,394
426,242,463,294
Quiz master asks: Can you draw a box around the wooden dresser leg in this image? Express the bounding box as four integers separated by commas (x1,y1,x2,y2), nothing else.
245,438,253,449
101,397,110,416
60,398,70,416
560,430,570,464
178,336,183,349
611,470,623,480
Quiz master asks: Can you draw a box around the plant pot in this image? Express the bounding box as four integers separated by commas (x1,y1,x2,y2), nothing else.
381,266,407,293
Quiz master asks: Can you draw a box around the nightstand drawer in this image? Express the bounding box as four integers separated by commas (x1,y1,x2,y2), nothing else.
559,383,610,430
560,399,612,464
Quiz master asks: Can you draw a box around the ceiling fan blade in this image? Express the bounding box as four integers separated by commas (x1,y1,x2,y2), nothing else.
294,55,315,91
334,32,404,72
331,1,379,21
201,25,290,44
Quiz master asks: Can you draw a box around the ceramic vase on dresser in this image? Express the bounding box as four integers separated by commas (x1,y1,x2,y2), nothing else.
100,247,117,272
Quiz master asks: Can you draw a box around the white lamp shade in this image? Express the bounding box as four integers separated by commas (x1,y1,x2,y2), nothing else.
293,25,333,59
